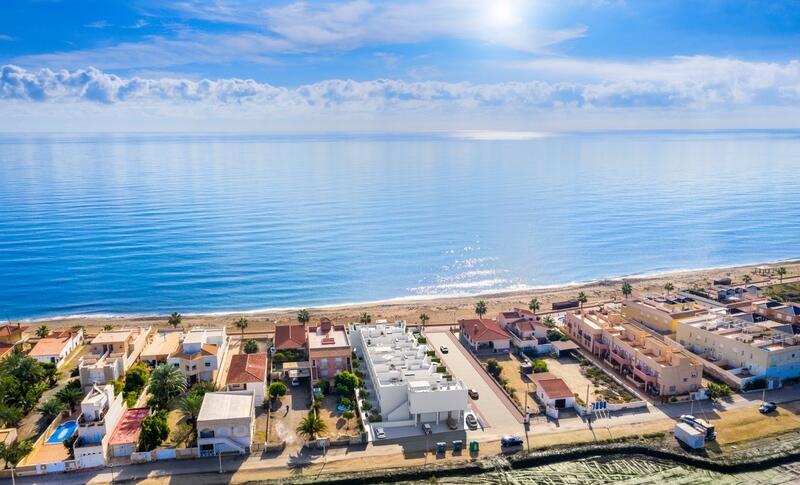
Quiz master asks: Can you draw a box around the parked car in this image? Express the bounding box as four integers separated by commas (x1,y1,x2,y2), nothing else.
375,427,386,440
291,377,300,387
468,389,479,399
759,401,777,414
440,345,449,354
465,413,478,430
422,423,432,435
500,435,524,452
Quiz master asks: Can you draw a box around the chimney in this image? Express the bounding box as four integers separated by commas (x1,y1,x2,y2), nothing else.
473,324,479,336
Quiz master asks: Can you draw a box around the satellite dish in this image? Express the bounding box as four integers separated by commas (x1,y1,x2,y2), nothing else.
269,347,276,354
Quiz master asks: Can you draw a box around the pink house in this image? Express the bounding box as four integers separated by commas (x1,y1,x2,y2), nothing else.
308,318,351,382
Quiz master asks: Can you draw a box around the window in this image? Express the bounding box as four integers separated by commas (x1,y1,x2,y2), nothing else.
669,385,676,392
335,357,342,365
205,362,211,367
320,358,328,368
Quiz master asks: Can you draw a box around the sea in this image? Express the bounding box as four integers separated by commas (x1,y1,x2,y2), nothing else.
1,130,799,320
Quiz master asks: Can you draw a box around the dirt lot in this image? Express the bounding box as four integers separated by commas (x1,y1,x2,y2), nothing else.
318,394,358,439
482,354,533,411
267,379,309,449
544,355,600,406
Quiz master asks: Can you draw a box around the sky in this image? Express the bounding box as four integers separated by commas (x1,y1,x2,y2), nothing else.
1,0,800,132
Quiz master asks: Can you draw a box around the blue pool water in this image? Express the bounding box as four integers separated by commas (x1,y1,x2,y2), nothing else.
0,131,799,319
46,420,78,444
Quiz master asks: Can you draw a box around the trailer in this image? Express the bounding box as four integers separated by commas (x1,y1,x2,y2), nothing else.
675,423,705,449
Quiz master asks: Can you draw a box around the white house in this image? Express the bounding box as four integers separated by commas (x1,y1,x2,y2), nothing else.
79,327,152,389
499,310,552,353
349,321,469,429
197,392,255,456
28,330,84,368
73,384,126,468
532,373,575,415
458,318,511,354
224,353,268,405
167,327,228,384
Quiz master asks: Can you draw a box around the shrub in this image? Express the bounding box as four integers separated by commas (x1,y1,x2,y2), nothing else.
110,379,125,396
138,411,169,451
125,392,138,407
533,360,548,373
342,410,355,420
340,397,352,409
314,391,324,401
361,400,373,411
547,329,569,342
707,382,733,400
368,412,382,422
417,336,427,344
269,382,288,400
335,371,360,396
426,350,436,357
431,357,441,363
485,359,502,379
242,339,259,354
436,365,447,374
318,379,331,394
124,363,150,396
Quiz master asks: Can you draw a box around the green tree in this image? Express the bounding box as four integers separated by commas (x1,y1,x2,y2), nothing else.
103,324,113,331
296,413,327,441
621,281,633,299
168,312,182,329
64,434,78,459
419,313,430,326
235,317,249,339
334,371,360,396
533,360,548,373
342,410,355,429
576,292,588,309
542,316,555,328
35,325,50,338
38,398,66,420
0,404,24,427
475,300,488,318
777,266,787,283
180,392,204,439
706,382,733,401
56,386,83,413
0,439,33,469
297,309,311,325
528,298,540,314
138,412,169,451
485,359,502,379
124,363,151,395
242,339,259,354
268,382,288,401
148,364,187,410
190,381,216,397
664,282,674,296
359,312,372,324
41,362,61,387
742,274,752,285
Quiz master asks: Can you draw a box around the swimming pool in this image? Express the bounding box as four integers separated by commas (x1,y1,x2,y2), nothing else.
45,420,78,444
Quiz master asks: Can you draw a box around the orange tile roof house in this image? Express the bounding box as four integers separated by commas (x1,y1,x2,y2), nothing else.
29,329,84,368
458,318,511,354
274,324,307,350
0,323,28,344
225,353,268,405
531,373,576,413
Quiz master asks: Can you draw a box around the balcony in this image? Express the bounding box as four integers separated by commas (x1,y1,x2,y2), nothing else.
594,341,609,351
633,366,658,384
609,351,631,366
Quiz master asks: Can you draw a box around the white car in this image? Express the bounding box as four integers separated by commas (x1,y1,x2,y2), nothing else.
291,377,300,387
440,345,449,354
375,427,386,439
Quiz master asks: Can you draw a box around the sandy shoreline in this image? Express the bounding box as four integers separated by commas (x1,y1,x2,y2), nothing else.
20,260,799,335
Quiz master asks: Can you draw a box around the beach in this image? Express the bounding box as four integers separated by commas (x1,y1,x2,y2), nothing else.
27,260,800,335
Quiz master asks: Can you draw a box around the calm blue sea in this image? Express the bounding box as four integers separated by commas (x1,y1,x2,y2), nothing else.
1,131,799,320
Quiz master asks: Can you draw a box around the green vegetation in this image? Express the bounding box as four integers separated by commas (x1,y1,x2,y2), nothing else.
297,308,311,325
547,328,569,342
578,359,636,404
38,398,66,420
103,324,113,331
296,413,327,441
317,379,331,395
124,363,150,396
485,358,502,379
0,351,51,426
359,312,372,324
533,359,548,373
577,292,588,308
242,339,259,354
542,316,555,328
56,383,83,413
148,363,187,410
335,371,360,396
742,378,767,391
138,411,169,451
417,336,427,344
777,266,788,283
622,281,633,299
35,325,50,338
0,439,33,468
41,362,60,387
435,365,447,373
765,282,800,303
180,391,204,441
419,313,430,326
742,274,752,285
706,382,733,400
664,282,674,296
234,316,249,339
168,311,182,328
528,298,540,314
272,348,306,362
475,300,487,318
268,382,288,401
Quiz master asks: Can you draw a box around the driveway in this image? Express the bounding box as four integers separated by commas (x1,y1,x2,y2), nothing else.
425,330,523,438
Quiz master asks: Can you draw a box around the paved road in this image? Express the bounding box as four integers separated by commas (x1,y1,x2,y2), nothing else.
424,331,523,438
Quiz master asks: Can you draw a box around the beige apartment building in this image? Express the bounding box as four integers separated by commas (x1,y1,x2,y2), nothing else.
674,312,800,389
79,326,152,389
622,296,707,334
565,310,702,397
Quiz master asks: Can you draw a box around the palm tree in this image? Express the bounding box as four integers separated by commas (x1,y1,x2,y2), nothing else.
742,274,752,285
621,281,633,299
35,325,50,339
235,317,249,340
297,309,310,325
180,392,204,439
103,324,113,331
149,364,187,410
419,313,430,326
576,292,588,309
38,399,66,420
475,300,487,318
296,413,328,441
359,312,371,324
168,312,182,329
528,298,540,314
664,282,674,296
542,316,555,328
56,387,83,413
777,266,787,283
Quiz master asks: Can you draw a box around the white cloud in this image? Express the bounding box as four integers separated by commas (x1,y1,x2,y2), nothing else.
2,56,800,131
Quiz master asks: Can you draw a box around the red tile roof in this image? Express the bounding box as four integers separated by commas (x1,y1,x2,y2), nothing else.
29,335,71,357
0,343,14,358
514,308,536,317
0,324,28,338
274,324,306,349
109,407,149,446
534,377,573,400
226,353,267,385
459,319,510,342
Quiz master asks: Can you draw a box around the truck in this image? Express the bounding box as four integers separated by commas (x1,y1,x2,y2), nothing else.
674,423,705,449
679,414,716,441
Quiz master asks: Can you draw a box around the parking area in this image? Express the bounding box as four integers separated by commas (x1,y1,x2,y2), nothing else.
267,377,310,450
425,330,523,437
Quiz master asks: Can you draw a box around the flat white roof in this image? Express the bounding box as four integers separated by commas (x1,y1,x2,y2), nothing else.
197,392,253,422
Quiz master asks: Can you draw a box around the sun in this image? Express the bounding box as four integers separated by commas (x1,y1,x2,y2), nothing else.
488,0,518,28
